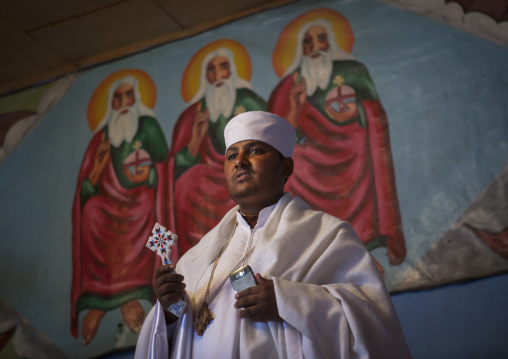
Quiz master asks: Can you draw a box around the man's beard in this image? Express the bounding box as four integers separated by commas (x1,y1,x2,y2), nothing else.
300,50,333,97
108,106,140,147
205,77,236,123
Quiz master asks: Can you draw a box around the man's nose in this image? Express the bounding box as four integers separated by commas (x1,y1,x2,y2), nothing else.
235,152,250,167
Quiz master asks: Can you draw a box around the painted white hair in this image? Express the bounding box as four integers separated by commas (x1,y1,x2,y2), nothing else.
188,47,252,105
95,75,154,133
94,75,155,147
283,19,355,78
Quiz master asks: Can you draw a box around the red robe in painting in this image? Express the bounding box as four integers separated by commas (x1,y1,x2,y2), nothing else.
71,117,168,338
167,103,235,257
167,89,267,257
269,63,406,265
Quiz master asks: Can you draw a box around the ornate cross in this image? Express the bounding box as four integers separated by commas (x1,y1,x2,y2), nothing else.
146,223,187,317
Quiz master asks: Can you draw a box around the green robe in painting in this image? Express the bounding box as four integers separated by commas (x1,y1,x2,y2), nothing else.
269,59,407,267
71,115,169,338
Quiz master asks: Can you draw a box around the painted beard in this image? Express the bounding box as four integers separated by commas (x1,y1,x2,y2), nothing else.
108,106,140,147
205,76,236,123
300,50,333,97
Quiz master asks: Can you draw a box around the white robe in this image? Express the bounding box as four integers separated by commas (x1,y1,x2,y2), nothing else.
135,193,412,358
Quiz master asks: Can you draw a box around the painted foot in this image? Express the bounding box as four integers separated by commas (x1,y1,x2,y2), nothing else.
373,257,385,278
120,300,146,333
387,236,406,266
81,309,106,346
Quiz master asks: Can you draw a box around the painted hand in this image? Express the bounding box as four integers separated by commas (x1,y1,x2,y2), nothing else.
188,102,210,156
123,163,150,183
325,101,359,122
289,72,307,109
89,132,110,186
287,72,307,128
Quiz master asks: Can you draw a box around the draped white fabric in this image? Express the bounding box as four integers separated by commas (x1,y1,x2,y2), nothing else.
136,193,412,358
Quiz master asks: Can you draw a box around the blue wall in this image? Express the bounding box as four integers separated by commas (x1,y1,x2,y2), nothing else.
1,0,507,358
394,273,508,358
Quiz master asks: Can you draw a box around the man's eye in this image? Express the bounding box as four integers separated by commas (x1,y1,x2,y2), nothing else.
227,154,236,160
251,148,262,154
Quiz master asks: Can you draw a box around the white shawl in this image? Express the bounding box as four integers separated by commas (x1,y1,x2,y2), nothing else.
136,193,412,358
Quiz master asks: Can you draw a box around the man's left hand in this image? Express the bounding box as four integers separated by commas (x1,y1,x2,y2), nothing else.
234,273,282,322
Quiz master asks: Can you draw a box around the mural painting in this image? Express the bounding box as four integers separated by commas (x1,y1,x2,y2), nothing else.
0,1,507,358
167,10,407,276
269,9,406,273
0,76,76,164
71,70,168,345
169,39,267,257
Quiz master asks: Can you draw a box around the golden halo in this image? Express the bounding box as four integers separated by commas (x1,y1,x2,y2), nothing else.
87,69,157,132
181,39,252,103
272,8,354,78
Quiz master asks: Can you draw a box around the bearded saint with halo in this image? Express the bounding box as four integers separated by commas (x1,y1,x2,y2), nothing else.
71,75,169,345
269,18,407,271
168,46,267,258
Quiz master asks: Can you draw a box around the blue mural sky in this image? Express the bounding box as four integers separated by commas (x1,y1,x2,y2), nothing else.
1,0,507,357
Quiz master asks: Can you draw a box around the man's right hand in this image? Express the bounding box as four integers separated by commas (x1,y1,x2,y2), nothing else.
154,264,186,324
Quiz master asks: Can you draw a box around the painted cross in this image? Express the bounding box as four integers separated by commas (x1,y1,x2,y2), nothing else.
123,148,151,175
132,140,142,151
146,222,187,317
326,75,356,113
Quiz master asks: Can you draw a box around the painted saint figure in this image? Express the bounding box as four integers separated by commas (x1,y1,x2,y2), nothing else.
71,73,169,345
269,15,406,268
168,42,267,257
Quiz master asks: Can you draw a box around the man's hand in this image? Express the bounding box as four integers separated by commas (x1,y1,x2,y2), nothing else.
234,273,282,323
154,264,186,325
188,102,210,157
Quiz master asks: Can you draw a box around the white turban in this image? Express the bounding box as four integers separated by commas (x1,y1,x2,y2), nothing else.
224,111,296,158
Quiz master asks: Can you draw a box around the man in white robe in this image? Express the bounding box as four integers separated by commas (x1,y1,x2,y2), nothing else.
135,111,412,358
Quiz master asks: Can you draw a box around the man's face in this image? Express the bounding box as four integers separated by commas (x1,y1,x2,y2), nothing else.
224,140,293,213
111,83,135,113
206,56,231,87
302,25,330,58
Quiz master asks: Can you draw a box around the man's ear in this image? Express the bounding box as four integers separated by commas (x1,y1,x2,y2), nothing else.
282,157,294,184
